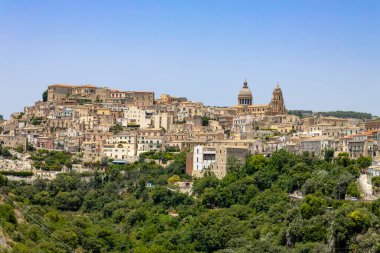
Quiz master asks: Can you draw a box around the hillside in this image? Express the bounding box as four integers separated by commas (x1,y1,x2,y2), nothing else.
0,150,379,252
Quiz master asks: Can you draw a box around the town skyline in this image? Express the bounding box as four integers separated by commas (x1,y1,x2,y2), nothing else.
2,1,380,252
0,79,378,119
1,1,379,118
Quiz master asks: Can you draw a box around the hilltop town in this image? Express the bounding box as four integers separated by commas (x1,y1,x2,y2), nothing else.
0,81,379,182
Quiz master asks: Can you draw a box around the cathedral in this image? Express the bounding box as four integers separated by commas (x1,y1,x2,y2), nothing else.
233,80,287,116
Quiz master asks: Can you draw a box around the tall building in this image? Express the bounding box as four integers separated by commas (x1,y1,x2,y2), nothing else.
268,84,287,116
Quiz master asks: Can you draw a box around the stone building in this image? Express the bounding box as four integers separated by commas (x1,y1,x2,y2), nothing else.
300,136,337,157
233,80,287,117
366,119,380,131
47,84,74,101
187,144,249,179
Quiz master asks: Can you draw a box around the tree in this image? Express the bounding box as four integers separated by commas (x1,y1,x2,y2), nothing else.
346,182,360,198
356,156,372,169
0,204,17,224
42,90,48,102
336,153,350,167
300,195,327,219
193,212,245,252
55,191,82,211
348,209,371,232
324,149,334,163
246,154,268,174
372,176,380,188
110,123,124,134
0,174,7,186
193,175,219,195
202,116,210,126
51,229,78,249
168,175,180,184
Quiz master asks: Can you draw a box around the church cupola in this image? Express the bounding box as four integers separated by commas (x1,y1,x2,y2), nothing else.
238,79,253,105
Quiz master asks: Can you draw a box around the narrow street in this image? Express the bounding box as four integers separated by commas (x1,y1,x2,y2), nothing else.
358,173,377,201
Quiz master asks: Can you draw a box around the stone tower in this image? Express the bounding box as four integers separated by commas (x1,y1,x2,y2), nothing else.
238,80,253,105
269,83,286,115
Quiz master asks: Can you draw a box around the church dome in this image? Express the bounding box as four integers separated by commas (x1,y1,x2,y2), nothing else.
238,80,252,97
238,80,253,105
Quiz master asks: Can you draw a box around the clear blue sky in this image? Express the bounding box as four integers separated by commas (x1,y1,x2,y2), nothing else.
1,0,379,118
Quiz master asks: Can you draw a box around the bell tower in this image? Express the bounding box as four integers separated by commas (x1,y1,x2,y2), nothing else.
269,83,286,115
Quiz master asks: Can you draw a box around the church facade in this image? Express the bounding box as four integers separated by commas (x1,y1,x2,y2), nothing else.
232,80,287,117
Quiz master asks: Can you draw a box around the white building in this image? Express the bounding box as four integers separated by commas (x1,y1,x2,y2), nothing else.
123,106,152,129
232,115,256,134
193,145,216,173
103,131,138,161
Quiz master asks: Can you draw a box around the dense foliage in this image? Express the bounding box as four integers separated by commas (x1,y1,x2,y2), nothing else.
288,110,372,120
318,111,372,120
30,116,45,126
0,150,379,252
0,145,13,159
42,90,48,102
0,171,33,177
30,150,77,171
288,110,313,118
139,151,176,163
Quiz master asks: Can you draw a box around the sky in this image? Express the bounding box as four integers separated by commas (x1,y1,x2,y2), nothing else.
0,0,379,118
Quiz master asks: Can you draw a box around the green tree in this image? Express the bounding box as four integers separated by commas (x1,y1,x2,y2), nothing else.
300,195,327,219
55,191,82,211
42,90,48,102
246,154,268,174
0,174,7,186
356,156,372,169
336,153,350,167
346,182,360,198
0,204,17,224
324,149,334,163
202,116,210,126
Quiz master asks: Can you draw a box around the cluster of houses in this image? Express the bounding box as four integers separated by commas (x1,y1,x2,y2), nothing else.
0,81,379,180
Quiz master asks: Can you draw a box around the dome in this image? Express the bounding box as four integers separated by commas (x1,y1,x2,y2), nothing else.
238,87,252,97
238,80,253,105
238,80,252,98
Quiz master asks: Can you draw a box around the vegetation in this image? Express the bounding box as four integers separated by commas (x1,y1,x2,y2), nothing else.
0,145,12,159
288,110,313,118
0,171,33,177
0,150,380,252
109,123,124,134
356,156,372,169
30,116,45,126
0,114,3,120
139,151,176,163
288,110,372,120
318,111,372,120
202,116,210,126
372,177,380,188
165,146,180,152
30,149,76,171
42,90,48,102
